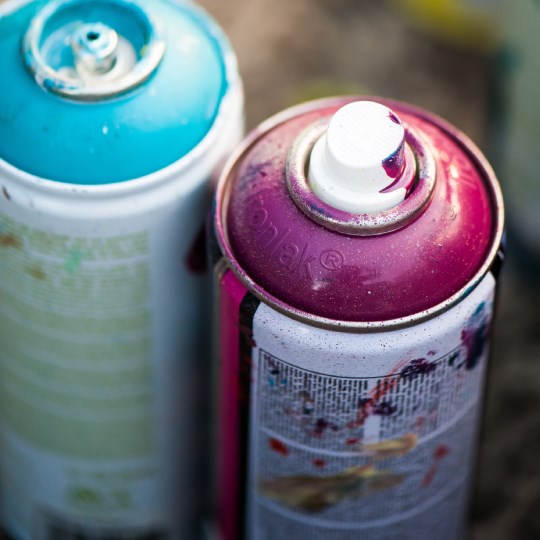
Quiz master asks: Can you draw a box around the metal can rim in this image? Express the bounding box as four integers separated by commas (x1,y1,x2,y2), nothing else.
22,0,167,101
214,95,505,332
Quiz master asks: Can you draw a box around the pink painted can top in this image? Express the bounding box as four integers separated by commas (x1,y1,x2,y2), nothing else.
215,97,504,327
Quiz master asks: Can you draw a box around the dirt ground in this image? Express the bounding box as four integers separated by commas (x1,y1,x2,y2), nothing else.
198,1,540,539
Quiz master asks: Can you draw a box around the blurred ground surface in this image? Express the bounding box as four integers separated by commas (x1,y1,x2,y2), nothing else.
198,1,540,539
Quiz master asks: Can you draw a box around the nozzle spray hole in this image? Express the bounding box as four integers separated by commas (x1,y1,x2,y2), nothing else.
86,31,100,42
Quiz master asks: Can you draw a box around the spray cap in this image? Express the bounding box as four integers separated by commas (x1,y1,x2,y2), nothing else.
308,101,409,213
23,0,165,101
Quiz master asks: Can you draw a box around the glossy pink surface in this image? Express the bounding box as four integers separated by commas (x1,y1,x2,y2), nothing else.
221,98,501,322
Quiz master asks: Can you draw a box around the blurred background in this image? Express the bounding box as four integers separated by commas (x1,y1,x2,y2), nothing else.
195,1,540,539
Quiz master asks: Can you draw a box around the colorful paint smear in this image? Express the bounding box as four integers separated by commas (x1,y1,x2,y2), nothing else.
0,233,22,249
422,444,451,487
268,437,289,456
401,358,437,380
461,303,489,370
259,465,404,512
361,433,418,459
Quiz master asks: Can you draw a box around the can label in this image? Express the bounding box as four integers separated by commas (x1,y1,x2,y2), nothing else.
218,270,495,540
0,212,165,538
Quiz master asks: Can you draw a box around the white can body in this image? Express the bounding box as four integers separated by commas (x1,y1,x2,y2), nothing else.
241,274,495,540
0,80,243,539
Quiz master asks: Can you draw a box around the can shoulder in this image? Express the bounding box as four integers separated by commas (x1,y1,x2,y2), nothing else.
215,97,504,326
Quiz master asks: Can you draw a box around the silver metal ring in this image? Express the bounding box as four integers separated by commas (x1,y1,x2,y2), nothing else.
286,120,437,236
22,0,166,101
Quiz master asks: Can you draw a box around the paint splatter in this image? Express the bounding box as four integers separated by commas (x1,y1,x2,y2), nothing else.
313,459,326,468
346,437,360,446
239,160,274,192
65,250,84,273
361,433,418,459
413,416,426,430
300,391,315,415
2,187,10,200
388,111,401,125
461,304,489,370
259,464,404,512
382,141,405,179
27,265,46,281
347,398,371,427
448,351,460,367
401,358,437,380
422,444,450,487
348,360,409,428
421,467,437,488
267,363,287,387
269,437,289,456
372,401,398,416
0,233,22,249
313,418,338,437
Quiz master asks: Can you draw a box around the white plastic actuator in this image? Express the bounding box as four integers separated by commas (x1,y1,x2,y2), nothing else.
308,101,408,213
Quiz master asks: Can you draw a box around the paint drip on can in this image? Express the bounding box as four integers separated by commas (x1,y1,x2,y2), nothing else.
0,0,243,538
212,97,504,540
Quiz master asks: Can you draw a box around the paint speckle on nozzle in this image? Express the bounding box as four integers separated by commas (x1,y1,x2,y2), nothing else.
389,111,400,124
65,250,84,273
382,140,406,179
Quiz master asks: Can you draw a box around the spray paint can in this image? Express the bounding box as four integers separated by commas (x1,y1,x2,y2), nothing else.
0,0,242,538
213,97,504,540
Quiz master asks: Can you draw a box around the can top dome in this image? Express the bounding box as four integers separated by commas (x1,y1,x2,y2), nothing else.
0,0,238,184
216,97,504,327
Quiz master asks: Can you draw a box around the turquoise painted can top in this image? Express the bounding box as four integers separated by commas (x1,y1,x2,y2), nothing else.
0,0,235,185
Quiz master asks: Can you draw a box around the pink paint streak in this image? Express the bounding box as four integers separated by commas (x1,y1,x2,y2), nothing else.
422,445,450,487
218,270,249,540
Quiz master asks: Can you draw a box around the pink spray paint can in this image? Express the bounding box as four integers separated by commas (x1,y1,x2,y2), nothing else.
212,97,504,540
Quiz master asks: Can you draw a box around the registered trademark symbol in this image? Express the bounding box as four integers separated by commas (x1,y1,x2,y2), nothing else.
320,250,344,271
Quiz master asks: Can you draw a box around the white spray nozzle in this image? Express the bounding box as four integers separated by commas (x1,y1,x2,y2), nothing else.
308,101,408,213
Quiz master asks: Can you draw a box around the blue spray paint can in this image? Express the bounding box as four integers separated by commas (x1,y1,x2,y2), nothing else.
0,0,243,538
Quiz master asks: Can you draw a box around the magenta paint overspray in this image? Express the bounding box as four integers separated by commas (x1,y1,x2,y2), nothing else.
212,97,504,540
